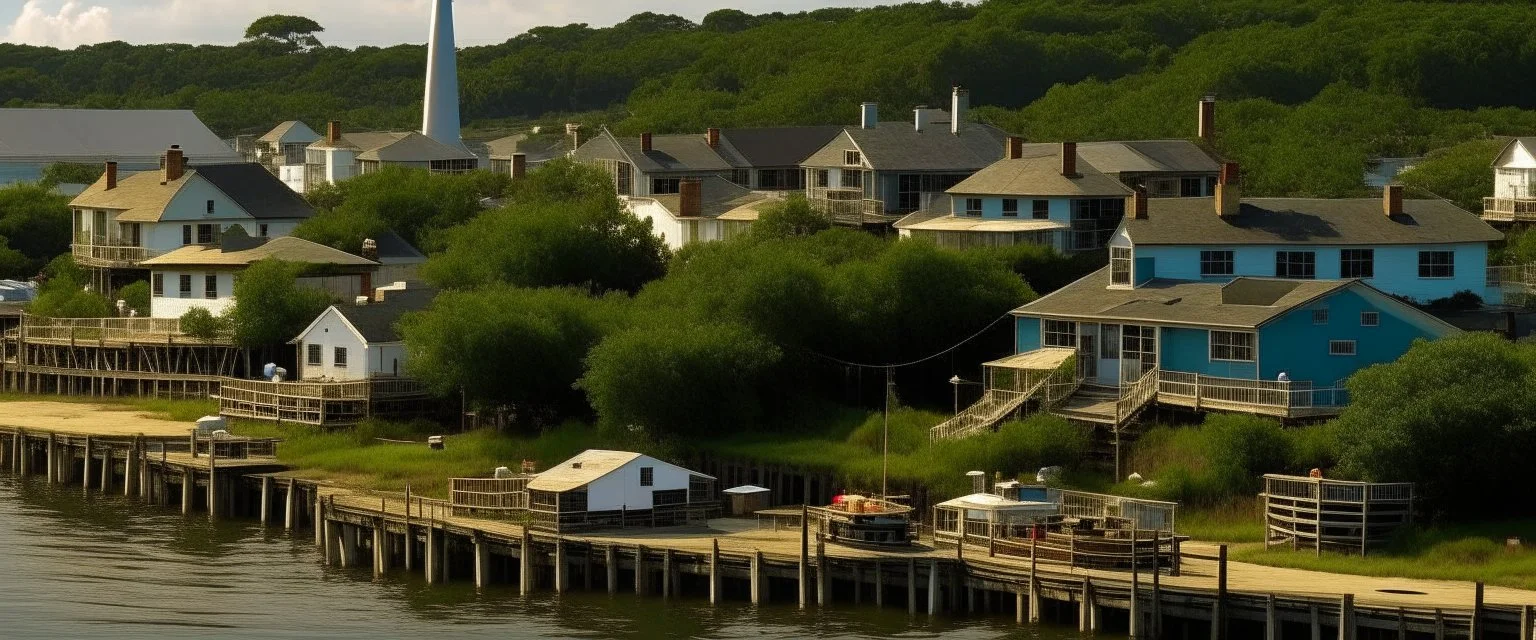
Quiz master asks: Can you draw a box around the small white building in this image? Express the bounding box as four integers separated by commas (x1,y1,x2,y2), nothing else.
138,228,378,319
526,450,717,528
291,284,434,381
625,175,769,250
255,121,322,192
1485,137,1536,221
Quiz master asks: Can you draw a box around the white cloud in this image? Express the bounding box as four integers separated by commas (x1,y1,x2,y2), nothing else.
4,0,113,48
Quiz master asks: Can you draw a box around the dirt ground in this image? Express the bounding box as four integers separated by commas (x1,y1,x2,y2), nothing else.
0,401,192,437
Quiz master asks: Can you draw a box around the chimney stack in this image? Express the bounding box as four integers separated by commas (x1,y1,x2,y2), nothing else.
1216,162,1241,217
641,132,653,153
421,0,464,149
951,86,970,135
1060,142,1079,178
1130,185,1148,220
1004,136,1023,160
706,127,720,149
860,102,878,129
104,161,118,190
1383,184,1403,217
565,123,583,151
1198,95,1216,143
162,145,184,184
914,106,931,132
328,120,341,145
679,178,702,218
511,153,527,180
360,238,378,301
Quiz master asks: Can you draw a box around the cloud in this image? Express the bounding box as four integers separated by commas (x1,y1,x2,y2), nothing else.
4,0,113,48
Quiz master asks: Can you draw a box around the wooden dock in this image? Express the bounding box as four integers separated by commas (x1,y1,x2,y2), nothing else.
0,420,1532,639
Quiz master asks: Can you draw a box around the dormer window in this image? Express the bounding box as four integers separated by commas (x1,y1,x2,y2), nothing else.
205,200,215,216
844,150,861,166
1110,247,1132,287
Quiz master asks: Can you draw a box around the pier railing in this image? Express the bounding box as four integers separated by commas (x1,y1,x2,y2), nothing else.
1262,474,1414,556
10,314,232,345
449,477,531,516
216,376,430,426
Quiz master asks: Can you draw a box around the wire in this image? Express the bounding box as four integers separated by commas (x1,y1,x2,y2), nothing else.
801,311,1015,370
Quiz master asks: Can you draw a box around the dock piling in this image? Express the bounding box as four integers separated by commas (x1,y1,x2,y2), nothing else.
1081,579,1095,632
374,525,388,578
1473,582,1485,640
45,432,54,483
928,560,939,616
100,447,111,493
750,550,763,605
260,477,272,526
1339,594,1355,640
875,561,884,607
556,538,568,594
82,437,93,490
816,541,828,607
661,547,672,599
474,533,489,588
708,540,719,604
633,544,645,596
424,526,438,584
1214,544,1228,640
519,530,532,594
607,545,618,596
1265,593,1278,640
906,558,916,615
180,468,193,514
1519,604,1532,640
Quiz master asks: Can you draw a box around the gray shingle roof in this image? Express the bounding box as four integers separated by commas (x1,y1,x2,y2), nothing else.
1125,197,1503,246
572,130,732,174
648,176,766,218
718,126,843,168
0,108,240,164
195,163,315,220
1015,140,1219,176
1015,268,1355,329
803,122,1008,171
258,121,320,146
335,287,435,343
1493,137,1536,167
948,154,1133,197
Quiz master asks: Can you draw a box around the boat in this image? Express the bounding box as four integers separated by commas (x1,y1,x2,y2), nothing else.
809,494,916,547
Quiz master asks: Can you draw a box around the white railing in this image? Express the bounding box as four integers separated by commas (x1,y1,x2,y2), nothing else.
70,243,162,267
929,388,1027,441
807,187,888,224
1115,367,1159,424
1482,197,1536,222
13,314,206,343
1157,371,1348,414
931,352,1077,442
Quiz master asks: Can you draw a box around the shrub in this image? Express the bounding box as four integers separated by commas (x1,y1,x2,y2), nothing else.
179,307,226,341
117,280,150,316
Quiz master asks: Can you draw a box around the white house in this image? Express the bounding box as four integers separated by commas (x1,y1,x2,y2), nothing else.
1484,137,1536,222
255,120,322,192
527,450,716,519
625,176,771,250
68,149,315,284
138,229,378,319
291,284,433,381
297,122,479,193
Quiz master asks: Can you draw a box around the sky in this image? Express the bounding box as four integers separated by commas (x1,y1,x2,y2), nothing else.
3,0,887,49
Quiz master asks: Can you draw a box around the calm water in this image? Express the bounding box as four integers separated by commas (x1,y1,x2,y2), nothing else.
0,475,1083,639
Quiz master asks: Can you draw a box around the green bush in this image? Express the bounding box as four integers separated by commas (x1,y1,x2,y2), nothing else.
117,280,150,316
179,307,226,341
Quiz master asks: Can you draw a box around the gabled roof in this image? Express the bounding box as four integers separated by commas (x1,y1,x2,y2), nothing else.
308,131,475,161
374,230,425,262
803,122,1008,171
484,132,567,161
718,126,844,168
527,449,714,493
0,108,240,164
948,153,1133,197
646,176,766,219
71,163,313,222
618,133,733,173
315,287,435,344
1492,137,1536,168
141,231,378,269
258,121,321,146
1015,140,1220,175
1124,197,1503,246
70,169,192,221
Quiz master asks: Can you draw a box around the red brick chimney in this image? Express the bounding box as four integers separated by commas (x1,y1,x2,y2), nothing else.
1216,162,1241,217
679,178,702,218
1005,136,1023,160
706,127,720,149
1130,185,1148,220
104,161,118,190
511,153,527,180
1384,184,1403,217
1198,95,1216,143
162,145,184,184
641,132,653,153
1060,142,1079,178
327,120,342,145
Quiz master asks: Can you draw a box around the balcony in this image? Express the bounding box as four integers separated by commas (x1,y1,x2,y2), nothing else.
1481,197,1536,222
807,187,893,226
71,242,161,269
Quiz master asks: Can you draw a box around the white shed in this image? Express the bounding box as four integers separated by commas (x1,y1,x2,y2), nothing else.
291,285,434,381
526,450,717,529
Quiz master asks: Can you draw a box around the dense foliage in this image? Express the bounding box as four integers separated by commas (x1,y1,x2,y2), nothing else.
295,166,511,253
226,259,334,348
27,255,110,317
0,184,71,279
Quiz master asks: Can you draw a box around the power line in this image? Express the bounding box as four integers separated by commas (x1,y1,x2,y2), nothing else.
803,311,1014,370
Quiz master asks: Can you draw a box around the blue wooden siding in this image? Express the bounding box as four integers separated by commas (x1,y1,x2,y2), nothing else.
1015,317,1041,352
1132,243,1494,303
1159,326,1258,379
1134,256,1155,285
1255,288,1443,385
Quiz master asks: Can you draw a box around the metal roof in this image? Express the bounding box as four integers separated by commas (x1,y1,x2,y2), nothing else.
0,109,240,164
1125,197,1503,246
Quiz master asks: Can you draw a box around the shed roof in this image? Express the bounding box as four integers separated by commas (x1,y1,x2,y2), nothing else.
718,126,844,167
527,449,714,493
0,108,240,164
1015,140,1219,175
141,231,378,269
803,122,1007,171
258,121,321,146
948,153,1133,197
1124,197,1503,246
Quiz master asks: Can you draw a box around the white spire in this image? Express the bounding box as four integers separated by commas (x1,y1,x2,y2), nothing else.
421,0,462,148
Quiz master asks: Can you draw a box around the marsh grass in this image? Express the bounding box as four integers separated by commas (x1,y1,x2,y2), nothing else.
1231,519,1536,589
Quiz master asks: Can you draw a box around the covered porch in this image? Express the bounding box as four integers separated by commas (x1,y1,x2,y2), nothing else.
928,348,1076,442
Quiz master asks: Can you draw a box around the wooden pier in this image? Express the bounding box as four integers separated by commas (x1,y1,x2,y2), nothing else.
0,419,1533,639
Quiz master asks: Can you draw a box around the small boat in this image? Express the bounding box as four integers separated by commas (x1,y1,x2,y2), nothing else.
810,494,915,547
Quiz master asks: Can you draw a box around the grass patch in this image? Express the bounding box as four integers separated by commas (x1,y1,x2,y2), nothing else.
1178,498,1266,544
1231,520,1536,590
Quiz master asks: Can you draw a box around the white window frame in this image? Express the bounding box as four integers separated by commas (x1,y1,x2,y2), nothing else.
1042,319,1077,348
964,198,983,217
1110,247,1133,287
307,344,322,366
1360,311,1379,327
1329,340,1357,356
844,150,861,166
640,466,655,487
1209,330,1255,362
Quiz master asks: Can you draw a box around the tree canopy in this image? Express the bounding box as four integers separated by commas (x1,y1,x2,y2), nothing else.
244,15,325,49
225,259,334,348
0,183,72,279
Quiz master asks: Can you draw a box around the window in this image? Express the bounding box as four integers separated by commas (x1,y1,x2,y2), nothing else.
844,150,861,166
1210,331,1255,362
1042,320,1077,348
1340,249,1374,278
307,344,322,366
1069,198,1126,250
1312,308,1329,325
963,198,983,217
196,223,217,244
1275,251,1316,279
178,274,192,298
1200,250,1234,277
1360,311,1380,327
1418,251,1454,278
814,169,829,188
1032,199,1050,220
1100,324,1120,359
1110,247,1132,286
652,489,687,506
205,200,215,216
333,347,348,367
258,224,269,237
1179,176,1204,197
151,274,163,297
651,177,681,195
204,275,217,299
640,467,654,487
1329,340,1357,356
843,169,863,189
182,225,192,245
1122,325,1157,372
428,158,478,173
1002,198,1018,217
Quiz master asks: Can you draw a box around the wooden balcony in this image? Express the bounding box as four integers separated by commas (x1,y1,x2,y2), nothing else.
807,187,894,226
71,243,162,269
7,313,227,346
1156,371,1347,419
1481,197,1536,222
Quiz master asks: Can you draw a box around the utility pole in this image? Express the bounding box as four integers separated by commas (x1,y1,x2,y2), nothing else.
882,366,892,499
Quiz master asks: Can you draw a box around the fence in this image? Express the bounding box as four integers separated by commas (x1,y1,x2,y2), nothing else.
1262,474,1414,556
1047,488,1179,534
1482,197,1536,222
13,314,214,344
1157,371,1347,417
449,477,531,517
217,376,428,426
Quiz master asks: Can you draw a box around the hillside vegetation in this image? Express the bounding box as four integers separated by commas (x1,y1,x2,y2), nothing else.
4,1,1536,197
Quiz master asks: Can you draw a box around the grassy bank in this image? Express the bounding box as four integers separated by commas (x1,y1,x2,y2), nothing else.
1230,520,1536,590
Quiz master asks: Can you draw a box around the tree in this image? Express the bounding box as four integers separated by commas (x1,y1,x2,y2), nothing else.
750,195,829,240
1397,138,1505,213
226,260,333,348
38,163,104,189
294,166,510,252
0,183,71,276
179,307,227,341
28,263,110,318
244,15,325,49
117,280,150,316
1336,333,1536,520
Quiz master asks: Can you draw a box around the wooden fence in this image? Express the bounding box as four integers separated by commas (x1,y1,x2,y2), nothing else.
1262,474,1414,556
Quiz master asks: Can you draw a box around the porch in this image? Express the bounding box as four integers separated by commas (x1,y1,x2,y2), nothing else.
215,376,430,426
71,242,161,269
928,348,1077,442
1481,196,1536,222
806,187,895,226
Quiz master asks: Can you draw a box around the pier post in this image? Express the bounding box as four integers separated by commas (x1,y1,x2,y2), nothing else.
314,491,324,546
583,543,593,591
45,432,54,483
928,560,939,616
1016,588,1025,625
82,436,93,490
633,545,645,596
285,480,297,530
14,432,24,475
1472,582,1485,640
1080,579,1094,632
1338,594,1355,640
708,540,720,604
907,558,916,615
750,550,763,605
556,538,568,594
1311,605,1322,640
374,525,388,578
875,561,883,607
854,567,862,604
1130,534,1141,639
474,533,489,588
323,518,336,565
341,524,357,568
661,548,672,599
424,526,437,583
181,468,193,514
100,447,112,493
1519,605,1532,640
1029,536,1041,623
816,541,828,607
1266,594,1278,640
520,530,533,595
138,445,150,500
1213,544,1228,640
607,545,619,596
260,477,272,526
798,505,808,609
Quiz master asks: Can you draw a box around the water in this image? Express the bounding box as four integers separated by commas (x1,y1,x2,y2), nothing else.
0,475,1082,639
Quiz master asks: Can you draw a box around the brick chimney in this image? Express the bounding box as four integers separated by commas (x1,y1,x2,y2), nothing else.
706,127,720,149
1384,184,1403,217
359,238,378,301
511,153,527,180
1198,95,1216,143
1216,162,1241,217
679,178,702,218
327,120,342,145
104,161,118,190
1130,185,1148,220
162,145,184,184
1004,136,1023,160
641,132,653,153
1060,142,1079,178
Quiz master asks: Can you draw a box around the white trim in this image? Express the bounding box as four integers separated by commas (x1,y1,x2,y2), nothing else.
290,304,370,348
1208,329,1257,363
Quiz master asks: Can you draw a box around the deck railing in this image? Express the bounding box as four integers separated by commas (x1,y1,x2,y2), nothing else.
807,187,889,225
1114,367,1159,424
1048,488,1179,534
930,352,1077,442
10,314,220,344
449,477,532,516
1482,197,1536,222
71,243,163,267
1157,371,1347,416
217,375,429,425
